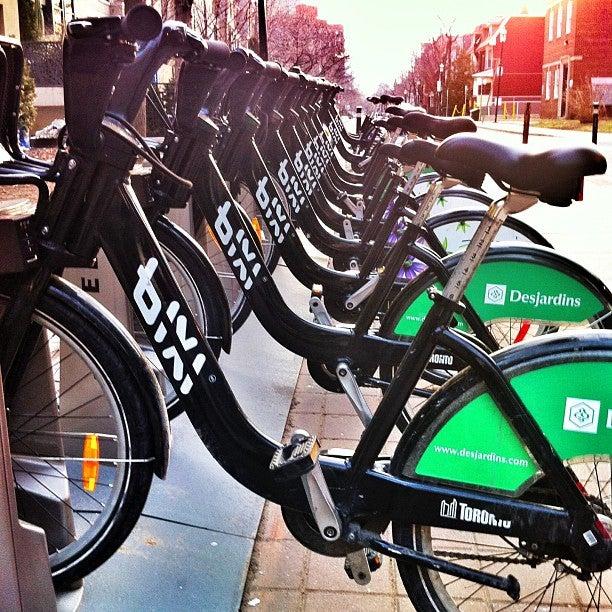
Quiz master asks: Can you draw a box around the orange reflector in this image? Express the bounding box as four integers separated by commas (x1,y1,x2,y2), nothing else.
82,434,100,493
251,217,264,243
206,224,220,248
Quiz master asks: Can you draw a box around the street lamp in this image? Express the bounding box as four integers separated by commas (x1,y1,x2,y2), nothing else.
494,24,507,123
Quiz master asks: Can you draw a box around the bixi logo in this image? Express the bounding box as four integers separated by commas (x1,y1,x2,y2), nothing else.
484,283,507,305
563,397,600,434
134,258,206,396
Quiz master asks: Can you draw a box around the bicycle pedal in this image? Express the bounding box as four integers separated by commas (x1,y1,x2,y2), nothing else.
271,430,342,542
311,284,323,299
270,430,320,479
344,548,382,585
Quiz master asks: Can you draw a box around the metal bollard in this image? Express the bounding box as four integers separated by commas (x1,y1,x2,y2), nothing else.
356,106,362,133
592,101,599,144
522,102,531,144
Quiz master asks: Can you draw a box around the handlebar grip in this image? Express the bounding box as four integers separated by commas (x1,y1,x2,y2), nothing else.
203,39,231,66
263,60,283,80
121,5,162,42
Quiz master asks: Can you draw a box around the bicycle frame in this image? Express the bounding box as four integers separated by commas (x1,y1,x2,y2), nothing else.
3,20,607,590
94,169,609,582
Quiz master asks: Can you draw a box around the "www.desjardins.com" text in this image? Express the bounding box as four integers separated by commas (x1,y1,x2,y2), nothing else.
432,445,530,467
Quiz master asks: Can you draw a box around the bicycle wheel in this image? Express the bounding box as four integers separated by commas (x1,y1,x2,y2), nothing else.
379,247,612,426
132,217,230,420
391,335,612,610
192,186,277,333
426,208,552,254
2,282,159,587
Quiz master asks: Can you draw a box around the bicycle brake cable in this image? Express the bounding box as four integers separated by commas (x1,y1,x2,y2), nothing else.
101,113,192,190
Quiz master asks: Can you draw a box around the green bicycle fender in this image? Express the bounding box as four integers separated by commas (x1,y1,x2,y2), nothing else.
412,359,612,494
393,257,609,337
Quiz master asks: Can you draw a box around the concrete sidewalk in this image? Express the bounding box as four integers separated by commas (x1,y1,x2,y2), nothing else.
79,264,308,611
478,119,612,143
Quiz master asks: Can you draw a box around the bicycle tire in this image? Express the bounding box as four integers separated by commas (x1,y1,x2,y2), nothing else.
2,279,161,587
390,332,612,610
378,245,612,428
192,188,277,333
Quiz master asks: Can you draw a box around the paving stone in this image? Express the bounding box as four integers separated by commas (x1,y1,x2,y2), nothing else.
241,588,304,611
306,550,395,594
292,391,327,414
283,412,323,441
304,591,396,611
249,540,308,590
257,502,293,542
321,413,365,441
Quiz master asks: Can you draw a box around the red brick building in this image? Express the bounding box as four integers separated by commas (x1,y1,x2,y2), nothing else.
472,15,545,117
541,0,612,118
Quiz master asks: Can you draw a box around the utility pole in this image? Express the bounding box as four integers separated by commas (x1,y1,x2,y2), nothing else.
258,0,268,60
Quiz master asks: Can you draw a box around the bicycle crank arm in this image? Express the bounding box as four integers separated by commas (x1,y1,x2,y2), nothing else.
349,525,520,601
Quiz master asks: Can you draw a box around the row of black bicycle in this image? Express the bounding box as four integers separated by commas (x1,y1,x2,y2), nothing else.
0,8,609,609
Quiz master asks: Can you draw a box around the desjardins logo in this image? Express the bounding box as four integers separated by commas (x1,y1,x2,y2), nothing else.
484,283,582,308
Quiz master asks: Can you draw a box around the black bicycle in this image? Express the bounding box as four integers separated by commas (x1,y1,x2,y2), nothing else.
2,15,609,609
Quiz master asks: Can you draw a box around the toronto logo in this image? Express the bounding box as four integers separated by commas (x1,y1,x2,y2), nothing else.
439,498,511,529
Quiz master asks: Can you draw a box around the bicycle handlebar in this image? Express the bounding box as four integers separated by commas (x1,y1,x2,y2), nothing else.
67,6,161,42
108,21,207,123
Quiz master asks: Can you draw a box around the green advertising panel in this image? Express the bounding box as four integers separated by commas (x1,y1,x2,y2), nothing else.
412,361,612,493
394,260,605,337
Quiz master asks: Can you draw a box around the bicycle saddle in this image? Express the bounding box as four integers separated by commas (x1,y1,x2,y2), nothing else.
374,142,402,160
386,105,425,117
437,134,607,206
398,139,485,189
380,94,404,105
402,114,477,140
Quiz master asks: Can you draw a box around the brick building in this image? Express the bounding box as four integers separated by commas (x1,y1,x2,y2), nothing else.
541,0,612,118
472,15,545,117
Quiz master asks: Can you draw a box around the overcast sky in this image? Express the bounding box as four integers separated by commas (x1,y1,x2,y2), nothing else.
303,0,550,93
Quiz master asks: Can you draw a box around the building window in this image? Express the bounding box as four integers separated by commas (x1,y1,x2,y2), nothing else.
566,0,573,33
557,4,563,37
549,8,554,40
546,70,551,100
553,67,560,98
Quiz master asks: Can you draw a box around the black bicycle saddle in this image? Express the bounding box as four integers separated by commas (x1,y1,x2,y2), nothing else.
380,94,403,105
398,139,484,189
402,114,477,140
386,104,425,117
437,134,607,206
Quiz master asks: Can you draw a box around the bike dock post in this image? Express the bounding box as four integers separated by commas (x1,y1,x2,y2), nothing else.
522,102,531,144
0,369,59,610
592,101,599,144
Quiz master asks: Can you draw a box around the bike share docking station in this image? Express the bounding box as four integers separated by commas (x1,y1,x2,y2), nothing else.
0,368,82,610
